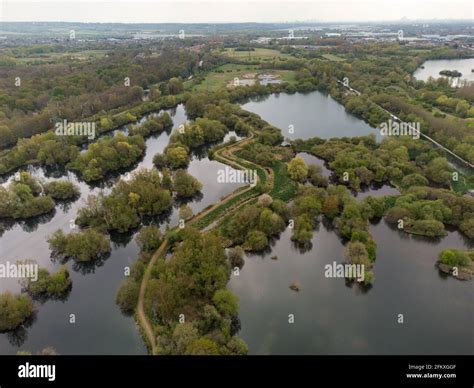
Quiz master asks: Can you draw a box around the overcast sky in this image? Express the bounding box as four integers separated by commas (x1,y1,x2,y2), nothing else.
1,0,473,23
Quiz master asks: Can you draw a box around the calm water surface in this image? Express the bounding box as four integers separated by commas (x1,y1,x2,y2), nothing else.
233,92,471,354
242,91,380,140
414,58,474,84
1,93,471,355
230,222,473,354
0,104,244,354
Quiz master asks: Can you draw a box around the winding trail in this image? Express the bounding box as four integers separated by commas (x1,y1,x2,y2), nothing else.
137,240,168,354
136,129,271,354
139,78,472,353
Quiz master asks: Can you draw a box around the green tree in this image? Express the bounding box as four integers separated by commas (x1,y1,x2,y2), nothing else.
185,338,220,355
439,249,472,267
244,230,268,251
185,94,206,119
409,219,446,237
116,278,140,313
288,156,308,182
0,125,16,147
308,164,328,187
400,173,429,189
225,337,248,355
168,77,184,95
15,172,42,195
0,292,33,332
136,225,162,253
24,266,71,297
212,289,239,317
172,322,199,354
344,241,370,265
322,195,340,219
48,229,111,262
43,180,80,200
385,206,411,224
227,247,245,269
258,208,285,236
174,229,229,296
179,204,194,221
195,118,227,143
164,146,189,169
424,157,452,186
173,170,202,198
291,214,314,244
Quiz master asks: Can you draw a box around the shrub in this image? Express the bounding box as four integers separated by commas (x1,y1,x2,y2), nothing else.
48,228,111,262
25,266,71,296
0,292,33,332
43,180,80,200
244,230,268,251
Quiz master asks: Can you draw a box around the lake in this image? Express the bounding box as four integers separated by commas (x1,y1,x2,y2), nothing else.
229,221,473,354
414,58,474,85
233,91,471,354
0,104,244,354
0,92,470,355
242,91,380,140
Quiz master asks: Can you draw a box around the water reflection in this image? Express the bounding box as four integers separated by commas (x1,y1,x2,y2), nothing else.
0,103,238,354
230,221,473,355
414,58,474,84
242,91,379,140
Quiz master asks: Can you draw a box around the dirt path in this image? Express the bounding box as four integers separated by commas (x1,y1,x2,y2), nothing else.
136,240,168,354
136,129,271,354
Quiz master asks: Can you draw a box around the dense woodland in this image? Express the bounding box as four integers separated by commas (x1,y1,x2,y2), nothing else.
0,47,202,147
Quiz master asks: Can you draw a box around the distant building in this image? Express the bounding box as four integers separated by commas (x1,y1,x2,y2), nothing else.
292,44,318,50
278,36,308,41
323,33,342,38
251,37,273,44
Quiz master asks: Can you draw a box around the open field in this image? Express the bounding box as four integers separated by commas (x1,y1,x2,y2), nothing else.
189,63,296,91
12,50,110,64
222,47,292,62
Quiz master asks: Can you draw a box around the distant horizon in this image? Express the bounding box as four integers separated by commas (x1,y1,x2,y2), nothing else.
1,19,473,25
1,1,472,24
